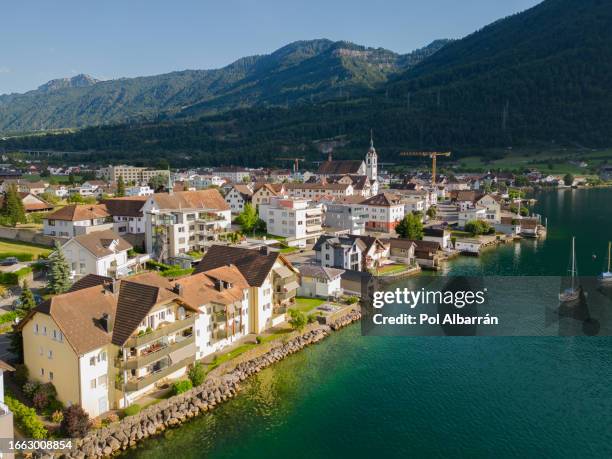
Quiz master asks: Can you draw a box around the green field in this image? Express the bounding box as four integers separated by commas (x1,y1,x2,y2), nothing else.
292,297,325,313
0,239,52,258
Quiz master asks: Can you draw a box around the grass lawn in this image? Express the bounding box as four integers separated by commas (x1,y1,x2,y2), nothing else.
291,297,325,313
0,239,52,258
208,344,256,372
451,230,473,237
376,264,409,275
280,246,299,254
259,328,292,344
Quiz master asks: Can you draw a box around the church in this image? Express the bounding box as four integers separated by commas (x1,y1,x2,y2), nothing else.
316,138,379,196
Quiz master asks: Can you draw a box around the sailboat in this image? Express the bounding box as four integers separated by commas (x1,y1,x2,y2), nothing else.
599,241,612,284
559,236,581,303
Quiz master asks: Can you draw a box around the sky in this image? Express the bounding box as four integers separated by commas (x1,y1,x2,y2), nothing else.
0,0,541,95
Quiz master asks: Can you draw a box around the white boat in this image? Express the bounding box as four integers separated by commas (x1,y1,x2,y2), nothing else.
559,236,580,303
599,241,612,284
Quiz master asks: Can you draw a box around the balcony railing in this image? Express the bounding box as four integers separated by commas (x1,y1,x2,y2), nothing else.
118,334,195,370
122,356,195,392
124,314,195,348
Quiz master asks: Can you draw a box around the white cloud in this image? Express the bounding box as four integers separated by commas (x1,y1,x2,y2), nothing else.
0,67,10,74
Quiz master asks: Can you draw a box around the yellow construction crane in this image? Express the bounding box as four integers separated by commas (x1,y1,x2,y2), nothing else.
276,157,306,173
399,151,451,186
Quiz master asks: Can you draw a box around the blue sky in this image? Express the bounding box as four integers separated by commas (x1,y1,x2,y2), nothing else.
0,0,541,94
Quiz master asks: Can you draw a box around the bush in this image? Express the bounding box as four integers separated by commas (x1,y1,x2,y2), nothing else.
89,417,103,429
345,296,359,304
0,311,18,325
123,404,141,417
255,336,262,344
32,391,49,410
171,380,193,395
105,412,119,424
5,395,48,439
22,380,42,398
288,309,307,331
0,267,32,285
188,362,206,387
14,363,29,386
0,252,34,262
61,405,89,438
307,312,320,324
51,410,64,423
160,267,194,278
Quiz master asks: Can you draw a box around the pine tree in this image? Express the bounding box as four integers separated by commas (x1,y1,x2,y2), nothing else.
17,279,37,319
47,241,72,294
116,175,126,197
1,184,26,227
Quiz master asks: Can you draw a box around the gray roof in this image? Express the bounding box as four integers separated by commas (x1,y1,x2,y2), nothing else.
298,264,345,281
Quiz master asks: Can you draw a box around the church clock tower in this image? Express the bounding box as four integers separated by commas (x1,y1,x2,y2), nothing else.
366,130,378,182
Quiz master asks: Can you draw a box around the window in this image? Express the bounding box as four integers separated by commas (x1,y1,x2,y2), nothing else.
98,374,108,387
98,351,107,362
42,326,47,335
48,350,53,359
39,346,43,356
41,368,45,376
90,356,96,366
49,372,54,381
90,379,97,389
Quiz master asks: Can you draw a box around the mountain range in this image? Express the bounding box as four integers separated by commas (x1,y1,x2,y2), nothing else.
2,0,612,167
0,39,449,133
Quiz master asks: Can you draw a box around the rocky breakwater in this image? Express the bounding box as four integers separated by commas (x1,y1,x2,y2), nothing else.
43,310,361,459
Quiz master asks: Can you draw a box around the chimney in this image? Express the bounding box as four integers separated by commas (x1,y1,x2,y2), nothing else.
214,278,225,291
101,313,113,333
173,283,184,296
259,245,269,256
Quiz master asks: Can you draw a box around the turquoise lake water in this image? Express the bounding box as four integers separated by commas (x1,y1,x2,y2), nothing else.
124,188,612,458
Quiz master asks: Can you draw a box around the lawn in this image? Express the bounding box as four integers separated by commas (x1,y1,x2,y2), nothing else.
291,297,325,313
0,239,52,258
280,246,298,254
376,264,410,275
208,344,256,371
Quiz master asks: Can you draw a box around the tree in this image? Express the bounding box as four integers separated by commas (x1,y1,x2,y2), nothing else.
395,213,424,240
288,309,307,332
464,220,493,235
426,206,437,219
116,175,126,197
188,362,206,387
61,405,89,438
17,280,36,319
47,241,72,294
1,184,27,227
564,173,574,186
148,174,168,192
235,203,259,233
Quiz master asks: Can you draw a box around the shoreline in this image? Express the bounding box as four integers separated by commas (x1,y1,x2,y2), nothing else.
50,308,361,459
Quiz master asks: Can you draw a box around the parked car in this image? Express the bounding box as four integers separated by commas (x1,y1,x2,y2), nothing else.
0,257,19,266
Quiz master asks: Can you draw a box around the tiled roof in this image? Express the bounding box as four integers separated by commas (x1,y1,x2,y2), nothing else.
298,264,345,281
361,193,402,207
102,196,147,217
176,265,248,307
151,190,229,211
195,245,284,287
317,160,364,175
67,230,132,258
68,273,112,293
45,204,110,221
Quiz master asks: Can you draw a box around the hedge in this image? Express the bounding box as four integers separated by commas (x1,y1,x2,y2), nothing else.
5,395,48,439
171,380,193,395
123,403,141,416
0,267,32,285
161,267,194,278
146,260,172,271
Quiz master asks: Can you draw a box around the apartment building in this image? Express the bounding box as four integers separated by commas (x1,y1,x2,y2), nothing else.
143,190,231,260
102,196,148,236
258,196,323,247
43,204,113,238
99,165,170,185
212,167,251,183
284,182,354,200
195,245,299,333
361,193,405,233
323,201,369,235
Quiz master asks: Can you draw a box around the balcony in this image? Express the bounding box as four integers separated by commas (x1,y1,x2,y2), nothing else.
122,356,195,392
118,334,195,370
124,314,195,348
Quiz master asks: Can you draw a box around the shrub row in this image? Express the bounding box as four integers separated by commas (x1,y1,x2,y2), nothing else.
0,267,32,285
5,395,48,439
0,252,35,262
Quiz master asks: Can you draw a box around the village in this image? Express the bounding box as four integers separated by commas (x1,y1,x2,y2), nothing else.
0,140,606,445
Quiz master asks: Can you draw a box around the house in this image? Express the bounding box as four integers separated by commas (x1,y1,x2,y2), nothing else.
475,194,502,224
361,193,405,233
385,239,417,265
455,238,483,255
61,230,147,279
520,218,539,237
327,175,373,197
125,185,154,197
423,226,452,250
225,184,253,214
18,272,199,416
0,192,54,213
195,245,299,333
251,183,284,208
102,196,148,236
411,240,443,269
297,265,344,299
190,175,226,189
176,265,250,359
43,204,113,238
143,190,231,260
458,207,487,229
0,360,15,444
496,215,521,236
314,235,366,271
99,165,170,184
212,167,251,183
46,184,70,198
258,196,323,247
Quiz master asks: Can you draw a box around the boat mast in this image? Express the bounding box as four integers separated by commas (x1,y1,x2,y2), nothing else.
608,241,611,273
571,237,576,290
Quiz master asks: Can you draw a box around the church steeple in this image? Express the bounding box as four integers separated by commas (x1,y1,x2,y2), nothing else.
366,129,378,182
